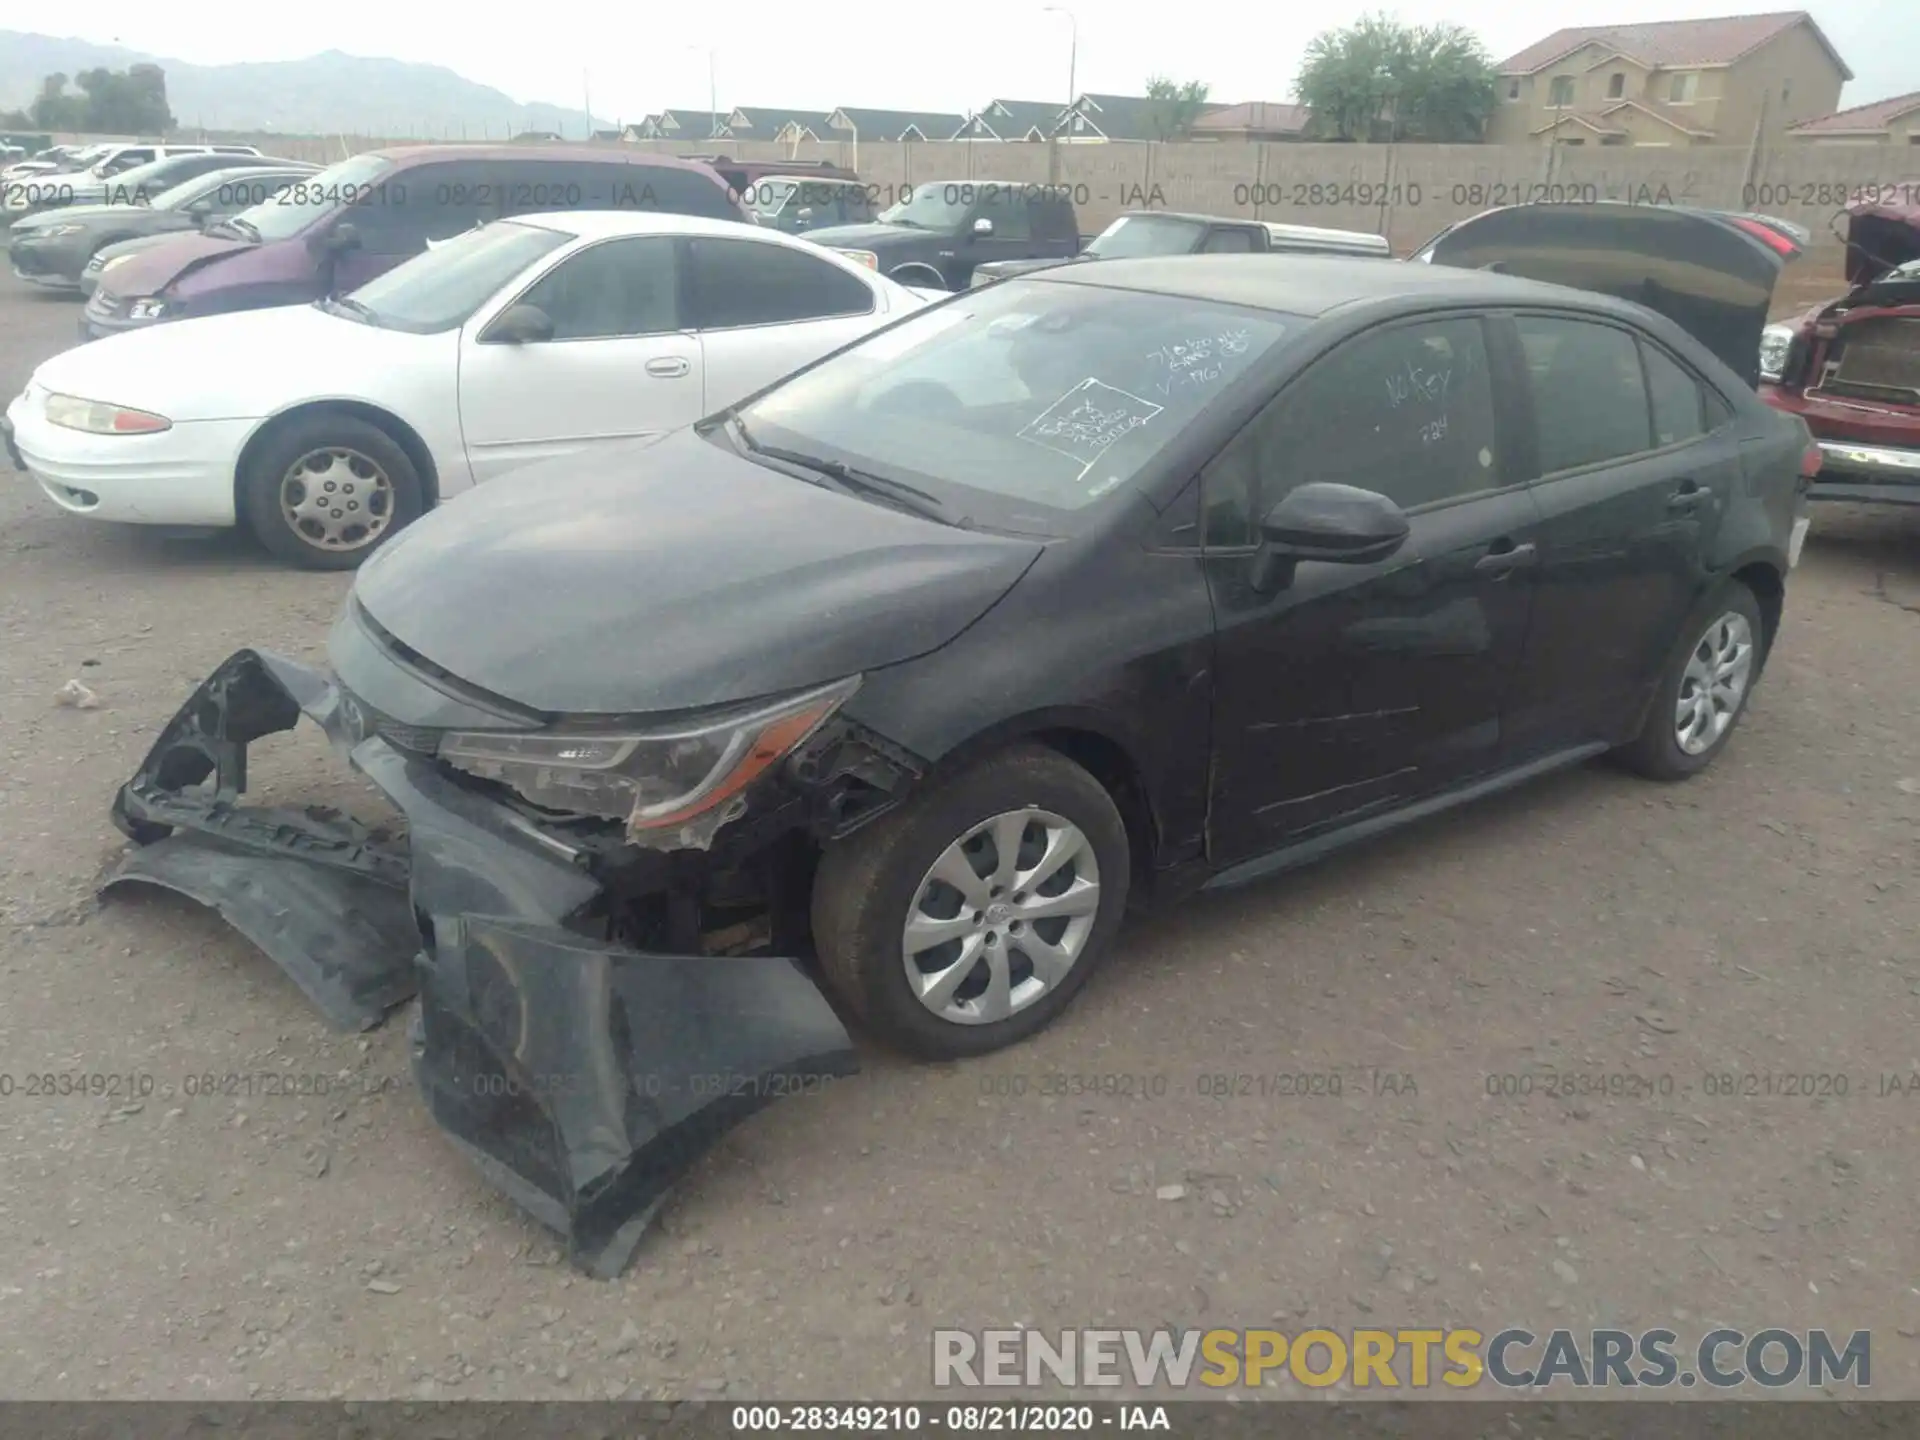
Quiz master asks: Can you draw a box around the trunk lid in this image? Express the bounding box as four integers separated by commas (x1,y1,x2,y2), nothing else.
1413,202,1801,388
1843,202,1920,288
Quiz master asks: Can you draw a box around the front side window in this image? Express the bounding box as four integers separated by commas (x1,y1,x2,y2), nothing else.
350,162,503,253
344,220,567,333
737,279,1296,535
1515,315,1652,473
687,238,874,328
1202,315,1500,547
516,235,679,339
973,189,1032,241
1087,215,1207,257
1202,228,1257,254
876,184,972,232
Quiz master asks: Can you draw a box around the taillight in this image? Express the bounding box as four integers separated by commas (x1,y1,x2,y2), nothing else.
1799,443,1823,479
1729,216,1801,258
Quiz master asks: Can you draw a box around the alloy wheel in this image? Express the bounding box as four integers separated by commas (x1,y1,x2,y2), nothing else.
1674,610,1755,755
279,446,395,552
901,807,1102,1025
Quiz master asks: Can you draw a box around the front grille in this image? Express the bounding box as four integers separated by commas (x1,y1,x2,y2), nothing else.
1822,317,1920,404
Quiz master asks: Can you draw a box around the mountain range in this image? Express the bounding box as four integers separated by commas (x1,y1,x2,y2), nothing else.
0,32,611,138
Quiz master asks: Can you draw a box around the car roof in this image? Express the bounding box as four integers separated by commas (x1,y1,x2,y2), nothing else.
507,210,770,240
1030,253,1641,319
368,144,719,175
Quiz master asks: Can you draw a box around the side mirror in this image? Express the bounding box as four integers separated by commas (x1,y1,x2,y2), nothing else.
316,220,361,254
487,303,555,345
971,217,994,237
1250,482,1409,592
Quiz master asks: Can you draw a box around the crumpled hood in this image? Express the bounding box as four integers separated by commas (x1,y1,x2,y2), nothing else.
96,230,252,297
804,221,938,251
351,428,1045,715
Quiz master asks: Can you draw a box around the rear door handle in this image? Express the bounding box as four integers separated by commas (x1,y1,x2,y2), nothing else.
1667,479,1705,512
1474,540,1537,576
645,357,691,378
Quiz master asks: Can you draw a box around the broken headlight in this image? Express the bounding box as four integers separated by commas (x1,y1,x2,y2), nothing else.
1758,323,1794,383
437,674,860,832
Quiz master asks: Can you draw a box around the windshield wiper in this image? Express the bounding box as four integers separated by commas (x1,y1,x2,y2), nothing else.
222,215,260,241
728,415,957,525
319,295,380,325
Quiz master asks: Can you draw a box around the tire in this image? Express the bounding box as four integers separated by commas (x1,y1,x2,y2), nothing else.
1617,580,1766,781
238,412,423,571
812,744,1130,1060
887,263,948,291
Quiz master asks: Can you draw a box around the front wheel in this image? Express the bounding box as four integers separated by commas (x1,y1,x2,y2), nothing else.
812,744,1130,1059
1617,581,1766,781
238,412,423,571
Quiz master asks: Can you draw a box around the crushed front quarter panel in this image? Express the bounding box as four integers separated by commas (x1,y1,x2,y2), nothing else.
103,647,861,1276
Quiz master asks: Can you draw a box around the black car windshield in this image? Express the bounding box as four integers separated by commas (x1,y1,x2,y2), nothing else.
229,152,396,242
736,279,1297,534
877,183,973,230
342,220,568,333
1087,215,1207,258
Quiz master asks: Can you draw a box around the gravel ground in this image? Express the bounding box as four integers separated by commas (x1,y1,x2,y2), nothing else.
1,275,1917,1402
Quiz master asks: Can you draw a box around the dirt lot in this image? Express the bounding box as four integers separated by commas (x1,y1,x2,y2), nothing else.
0,275,1917,1404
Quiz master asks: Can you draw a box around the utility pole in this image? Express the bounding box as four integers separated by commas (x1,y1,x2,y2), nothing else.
583,69,592,139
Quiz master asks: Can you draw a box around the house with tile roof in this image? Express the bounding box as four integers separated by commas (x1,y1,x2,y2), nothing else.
1787,90,1920,145
1486,12,1852,147
1187,102,1314,142
626,111,728,142
722,108,848,143
1056,92,1227,142
826,107,968,142
951,99,1069,140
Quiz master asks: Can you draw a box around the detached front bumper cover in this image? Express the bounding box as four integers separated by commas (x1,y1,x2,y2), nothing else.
106,649,858,1278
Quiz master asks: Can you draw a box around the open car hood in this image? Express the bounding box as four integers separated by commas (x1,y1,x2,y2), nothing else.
1843,203,1920,288
1413,202,1803,388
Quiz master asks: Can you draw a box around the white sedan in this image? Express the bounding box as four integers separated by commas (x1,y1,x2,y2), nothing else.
4,211,929,568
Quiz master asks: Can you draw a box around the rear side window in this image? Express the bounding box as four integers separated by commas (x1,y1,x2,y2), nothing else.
1642,342,1707,448
687,238,875,328
1515,315,1652,474
1202,228,1256,254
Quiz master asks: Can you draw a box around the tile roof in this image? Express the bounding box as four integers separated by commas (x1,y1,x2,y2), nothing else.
828,108,968,140
1189,101,1313,135
953,99,1070,139
1499,12,1851,81
725,108,847,140
653,110,728,140
1063,93,1227,141
1787,88,1920,134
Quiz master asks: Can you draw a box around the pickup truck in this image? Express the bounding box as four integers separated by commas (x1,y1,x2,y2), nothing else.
805,180,1082,291
969,211,1392,286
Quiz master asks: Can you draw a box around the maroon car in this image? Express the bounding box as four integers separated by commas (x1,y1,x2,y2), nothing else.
81,145,752,341
1759,201,1920,505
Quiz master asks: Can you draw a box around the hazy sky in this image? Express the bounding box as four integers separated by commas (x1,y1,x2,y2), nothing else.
59,0,1916,124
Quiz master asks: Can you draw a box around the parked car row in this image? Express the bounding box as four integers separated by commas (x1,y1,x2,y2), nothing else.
3,141,266,215
73,198,1818,1276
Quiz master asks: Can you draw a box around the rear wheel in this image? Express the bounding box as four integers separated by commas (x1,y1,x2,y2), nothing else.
238,412,422,571
1617,581,1766,781
812,745,1130,1059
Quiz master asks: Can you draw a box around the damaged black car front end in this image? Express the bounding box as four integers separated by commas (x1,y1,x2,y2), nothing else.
106,603,925,1277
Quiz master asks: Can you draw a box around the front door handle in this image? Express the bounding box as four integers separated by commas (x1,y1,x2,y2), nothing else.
645,357,691,378
1474,539,1537,576
1667,479,1704,513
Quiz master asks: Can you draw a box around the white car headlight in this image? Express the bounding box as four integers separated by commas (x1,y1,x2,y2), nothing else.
128,297,170,320
438,674,859,839
43,392,173,435
1758,323,1794,383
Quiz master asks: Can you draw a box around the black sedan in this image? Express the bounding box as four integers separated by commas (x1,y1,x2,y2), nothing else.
9,161,315,291
104,209,1813,1276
